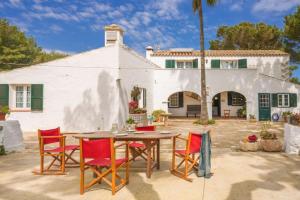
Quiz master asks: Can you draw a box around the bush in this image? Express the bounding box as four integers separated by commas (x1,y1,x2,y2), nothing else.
193,119,216,125
152,109,166,121
0,106,10,114
126,117,135,124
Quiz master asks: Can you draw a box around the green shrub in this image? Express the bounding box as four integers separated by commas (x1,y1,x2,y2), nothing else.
152,109,166,121
0,106,10,114
126,117,135,124
193,119,216,125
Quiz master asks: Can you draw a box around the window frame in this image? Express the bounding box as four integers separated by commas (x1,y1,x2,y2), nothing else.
278,93,289,108
169,93,179,107
12,85,31,111
231,93,245,106
176,60,193,69
221,60,238,69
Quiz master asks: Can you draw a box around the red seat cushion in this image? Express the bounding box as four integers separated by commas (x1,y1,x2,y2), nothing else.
86,158,128,167
44,145,79,153
129,142,145,148
175,149,199,155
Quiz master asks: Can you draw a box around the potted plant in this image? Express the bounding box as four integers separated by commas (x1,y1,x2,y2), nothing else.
260,122,282,152
282,111,292,123
129,101,147,126
237,106,246,118
239,134,259,151
0,106,10,121
152,109,166,122
126,117,135,130
290,113,300,126
249,114,256,123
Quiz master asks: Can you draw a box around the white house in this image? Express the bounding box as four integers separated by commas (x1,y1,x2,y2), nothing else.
0,24,299,132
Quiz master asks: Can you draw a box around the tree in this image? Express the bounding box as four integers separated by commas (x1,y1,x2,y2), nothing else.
284,6,300,64
193,0,218,124
209,22,283,50
0,19,67,70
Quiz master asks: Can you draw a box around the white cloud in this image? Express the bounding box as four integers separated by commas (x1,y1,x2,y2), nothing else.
43,48,75,55
49,24,63,33
8,0,23,7
253,0,300,13
230,2,243,11
147,0,184,20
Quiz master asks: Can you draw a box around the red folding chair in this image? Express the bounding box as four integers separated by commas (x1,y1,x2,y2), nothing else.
170,132,202,181
129,125,156,161
80,138,129,195
33,127,79,175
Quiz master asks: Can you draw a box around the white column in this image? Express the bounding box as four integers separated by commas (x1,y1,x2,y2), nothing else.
207,101,213,120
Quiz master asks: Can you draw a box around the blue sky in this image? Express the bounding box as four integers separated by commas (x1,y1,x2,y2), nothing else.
0,0,300,75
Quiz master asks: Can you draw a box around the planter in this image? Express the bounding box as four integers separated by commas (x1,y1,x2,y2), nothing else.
129,113,147,126
249,118,257,123
0,113,6,121
260,139,282,152
239,141,259,152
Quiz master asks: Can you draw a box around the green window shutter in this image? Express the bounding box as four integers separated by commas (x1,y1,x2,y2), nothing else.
179,92,184,107
289,93,297,107
227,92,232,105
0,84,9,107
211,59,220,69
165,60,175,68
272,93,278,107
192,59,198,68
31,84,44,111
238,59,247,69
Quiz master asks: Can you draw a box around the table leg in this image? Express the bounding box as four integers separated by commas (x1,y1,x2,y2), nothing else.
145,141,152,178
156,139,160,170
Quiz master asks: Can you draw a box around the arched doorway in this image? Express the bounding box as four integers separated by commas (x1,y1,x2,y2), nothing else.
167,91,201,117
212,91,246,119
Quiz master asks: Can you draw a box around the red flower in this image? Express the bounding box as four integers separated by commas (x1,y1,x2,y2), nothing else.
248,135,257,143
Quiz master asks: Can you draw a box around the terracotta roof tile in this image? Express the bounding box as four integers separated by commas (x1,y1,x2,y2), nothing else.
151,50,288,57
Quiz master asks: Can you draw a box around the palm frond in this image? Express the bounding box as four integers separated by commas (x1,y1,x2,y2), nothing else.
192,0,200,13
207,0,218,6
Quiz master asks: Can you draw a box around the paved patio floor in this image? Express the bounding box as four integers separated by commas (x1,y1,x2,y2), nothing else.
0,119,299,200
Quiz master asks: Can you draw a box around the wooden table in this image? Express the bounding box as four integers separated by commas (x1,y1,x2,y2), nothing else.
73,131,180,178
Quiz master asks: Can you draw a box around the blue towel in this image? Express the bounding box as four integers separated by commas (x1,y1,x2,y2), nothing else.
197,131,212,178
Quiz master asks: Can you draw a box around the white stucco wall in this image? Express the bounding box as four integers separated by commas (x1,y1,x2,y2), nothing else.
0,44,157,132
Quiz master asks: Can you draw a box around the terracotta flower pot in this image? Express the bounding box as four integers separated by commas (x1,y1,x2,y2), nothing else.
0,113,6,121
260,139,282,152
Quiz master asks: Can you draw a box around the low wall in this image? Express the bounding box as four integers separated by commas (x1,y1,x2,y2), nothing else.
284,123,300,154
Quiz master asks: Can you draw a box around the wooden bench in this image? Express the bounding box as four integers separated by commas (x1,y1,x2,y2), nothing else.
186,105,201,118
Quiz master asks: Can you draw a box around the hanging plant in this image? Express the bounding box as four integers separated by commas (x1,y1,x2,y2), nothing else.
131,86,141,102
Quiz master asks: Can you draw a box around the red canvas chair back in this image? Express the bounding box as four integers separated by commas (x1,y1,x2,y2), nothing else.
189,133,202,153
39,127,60,145
135,125,156,131
82,139,111,160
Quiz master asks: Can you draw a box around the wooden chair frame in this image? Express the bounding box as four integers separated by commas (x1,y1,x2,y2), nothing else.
80,138,129,195
170,133,201,182
34,131,66,175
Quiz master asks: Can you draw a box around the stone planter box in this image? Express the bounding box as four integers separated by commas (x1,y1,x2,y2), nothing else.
0,120,24,153
129,113,147,126
239,141,259,151
260,139,282,152
284,123,300,154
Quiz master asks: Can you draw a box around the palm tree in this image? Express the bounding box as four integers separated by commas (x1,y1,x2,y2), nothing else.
193,0,218,124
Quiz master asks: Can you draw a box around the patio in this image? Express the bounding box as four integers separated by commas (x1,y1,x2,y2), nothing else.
0,119,299,200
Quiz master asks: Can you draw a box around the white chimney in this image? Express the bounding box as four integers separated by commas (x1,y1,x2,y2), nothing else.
104,24,124,47
146,46,153,59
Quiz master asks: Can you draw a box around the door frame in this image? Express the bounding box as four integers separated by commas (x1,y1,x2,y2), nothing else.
258,93,271,121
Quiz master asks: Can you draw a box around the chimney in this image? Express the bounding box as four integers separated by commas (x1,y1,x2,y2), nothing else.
104,24,124,47
145,46,153,59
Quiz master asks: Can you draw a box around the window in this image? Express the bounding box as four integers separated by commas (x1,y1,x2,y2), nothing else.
169,93,179,107
176,61,184,69
278,94,289,107
14,85,31,109
232,93,245,106
259,94,270,108
221,60,238,69
176,61,193,69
